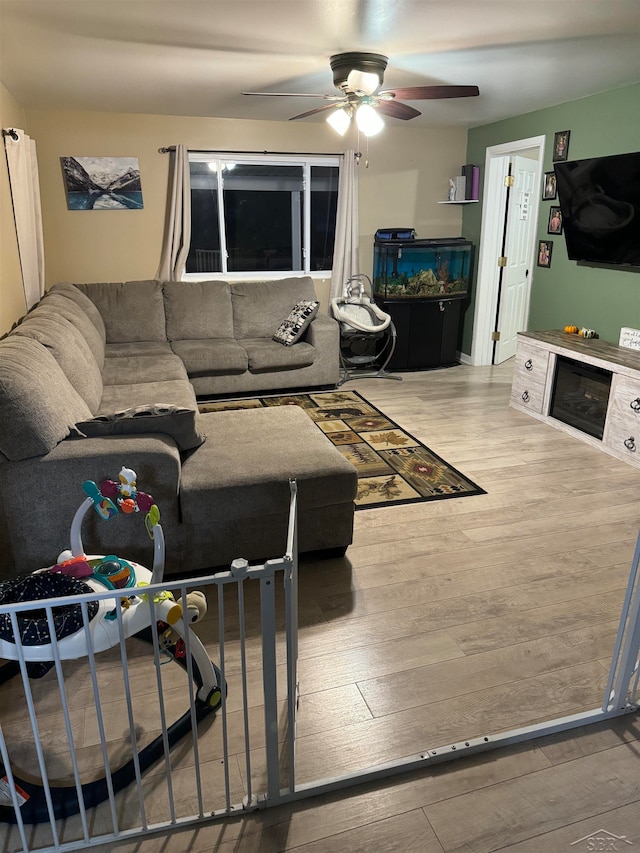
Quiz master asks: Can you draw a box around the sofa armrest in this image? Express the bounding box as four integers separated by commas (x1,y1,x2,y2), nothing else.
296,312,340,385
0,435,183,578
304,312,339,347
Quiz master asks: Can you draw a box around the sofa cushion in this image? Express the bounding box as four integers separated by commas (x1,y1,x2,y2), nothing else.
97,379,198,415
102,354,188,386
273,300,319,346
76,404,205,452
164,281,235,340
48,283,107,345
13,313,103,412
76,281,167,343
34,293,106,369
0,336,92,461
231,277,318,339
180,406,358,525
243,339,315,372
104,341,174,358
170,339,248,376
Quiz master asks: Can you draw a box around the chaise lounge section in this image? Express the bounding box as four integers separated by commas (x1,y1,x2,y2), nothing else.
0,277,357,579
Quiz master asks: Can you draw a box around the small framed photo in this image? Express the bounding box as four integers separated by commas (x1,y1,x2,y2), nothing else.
552,130,570,162
547,206,563,235
542,171,557,200
537,239,553,268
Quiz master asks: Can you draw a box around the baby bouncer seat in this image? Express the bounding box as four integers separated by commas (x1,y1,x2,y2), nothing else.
331,274,402,386
0,467,223,825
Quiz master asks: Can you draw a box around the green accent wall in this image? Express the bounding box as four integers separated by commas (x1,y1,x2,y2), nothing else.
461,84,640,355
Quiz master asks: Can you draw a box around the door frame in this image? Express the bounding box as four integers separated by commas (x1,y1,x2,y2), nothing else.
470,135,546,366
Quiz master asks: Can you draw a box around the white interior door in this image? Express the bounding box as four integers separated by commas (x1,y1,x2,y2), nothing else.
494,155,538,363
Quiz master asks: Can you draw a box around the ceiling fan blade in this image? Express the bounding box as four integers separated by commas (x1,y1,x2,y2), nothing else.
380,85,480,101
242,91,342,99
289,103,342,121
376,100,421,120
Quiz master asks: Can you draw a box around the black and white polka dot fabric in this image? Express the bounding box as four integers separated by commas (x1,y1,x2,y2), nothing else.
0,572,98,646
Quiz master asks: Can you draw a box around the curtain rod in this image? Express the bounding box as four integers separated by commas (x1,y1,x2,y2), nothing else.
2,128,19,141
158,146,345,156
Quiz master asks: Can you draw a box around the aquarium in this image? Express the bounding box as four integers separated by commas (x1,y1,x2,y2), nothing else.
373,237,473,300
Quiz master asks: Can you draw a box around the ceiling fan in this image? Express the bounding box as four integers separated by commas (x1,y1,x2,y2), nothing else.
242,52,479,136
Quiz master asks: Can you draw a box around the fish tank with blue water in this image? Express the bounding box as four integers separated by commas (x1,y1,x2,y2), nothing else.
373,235,473,301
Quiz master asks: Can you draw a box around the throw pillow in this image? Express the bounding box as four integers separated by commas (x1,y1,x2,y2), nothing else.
76,404,205,452
272,300,319,347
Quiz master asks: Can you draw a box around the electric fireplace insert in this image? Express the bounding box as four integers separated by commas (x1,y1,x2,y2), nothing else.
549,355,613,440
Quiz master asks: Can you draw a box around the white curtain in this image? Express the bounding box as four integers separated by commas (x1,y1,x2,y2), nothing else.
329,149,360,312
3,128,45,310
156,144,191,281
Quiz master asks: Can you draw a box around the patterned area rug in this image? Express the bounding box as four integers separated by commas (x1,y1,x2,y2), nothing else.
199,390,485,510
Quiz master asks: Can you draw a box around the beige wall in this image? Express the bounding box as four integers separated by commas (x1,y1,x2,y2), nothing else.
0,81,28,334
18,106,467,318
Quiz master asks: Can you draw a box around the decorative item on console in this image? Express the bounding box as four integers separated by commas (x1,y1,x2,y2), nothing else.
562,325,597,338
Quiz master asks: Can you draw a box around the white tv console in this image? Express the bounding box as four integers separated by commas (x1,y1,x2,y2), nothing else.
510,330,640,469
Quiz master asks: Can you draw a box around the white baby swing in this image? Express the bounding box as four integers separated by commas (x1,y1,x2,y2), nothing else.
331,274,402,386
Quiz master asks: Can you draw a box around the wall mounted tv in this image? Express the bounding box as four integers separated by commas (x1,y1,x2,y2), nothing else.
555,151,640,269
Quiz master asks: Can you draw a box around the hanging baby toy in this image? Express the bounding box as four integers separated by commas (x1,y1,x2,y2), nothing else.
99,465,155,514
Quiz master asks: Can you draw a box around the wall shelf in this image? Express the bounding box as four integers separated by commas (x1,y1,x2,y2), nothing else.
438,200,479,205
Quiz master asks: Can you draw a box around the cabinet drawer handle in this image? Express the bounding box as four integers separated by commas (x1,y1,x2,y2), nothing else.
624,437,636,452
630,398,640,413
521,390,530,403
524,359,533,371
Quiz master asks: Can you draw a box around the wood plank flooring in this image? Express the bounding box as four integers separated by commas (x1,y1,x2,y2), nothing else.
1,360,639,852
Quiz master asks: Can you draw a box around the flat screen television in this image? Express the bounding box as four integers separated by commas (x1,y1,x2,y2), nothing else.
554,151,640,268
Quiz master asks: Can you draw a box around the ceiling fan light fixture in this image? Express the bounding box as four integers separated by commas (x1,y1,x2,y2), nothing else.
346,69,382,96
326,107,351,136
356,103,384,136
330,52,388,92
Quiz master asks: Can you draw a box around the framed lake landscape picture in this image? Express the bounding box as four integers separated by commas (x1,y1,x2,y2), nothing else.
61,156,143,210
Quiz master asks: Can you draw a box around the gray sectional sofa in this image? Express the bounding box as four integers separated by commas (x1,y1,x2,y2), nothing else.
0,277,358,579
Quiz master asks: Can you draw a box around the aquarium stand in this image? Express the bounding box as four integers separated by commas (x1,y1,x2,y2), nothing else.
375,295,466,370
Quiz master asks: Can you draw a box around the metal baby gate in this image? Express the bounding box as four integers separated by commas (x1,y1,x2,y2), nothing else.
0,487,639,853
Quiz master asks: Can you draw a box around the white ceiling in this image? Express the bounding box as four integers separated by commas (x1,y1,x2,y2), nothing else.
1,0,639,128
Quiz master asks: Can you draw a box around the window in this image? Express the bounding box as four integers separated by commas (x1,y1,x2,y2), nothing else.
186,154,339,278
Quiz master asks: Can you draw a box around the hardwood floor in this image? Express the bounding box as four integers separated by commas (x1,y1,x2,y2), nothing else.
2,360,639,852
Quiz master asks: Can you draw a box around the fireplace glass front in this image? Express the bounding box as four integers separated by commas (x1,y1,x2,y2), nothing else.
549,356,612,440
